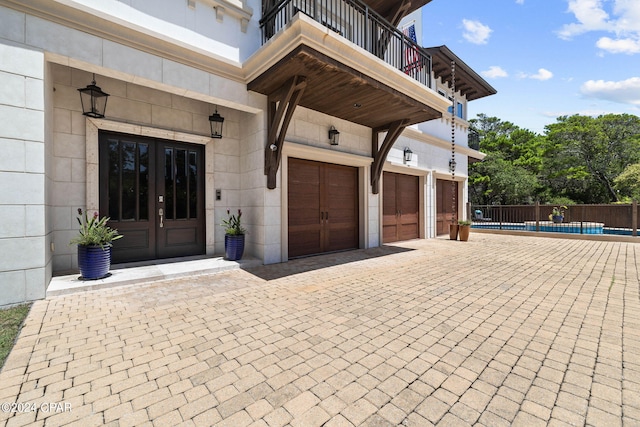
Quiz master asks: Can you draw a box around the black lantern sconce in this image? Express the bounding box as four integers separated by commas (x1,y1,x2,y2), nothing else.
78,74,109,118
209,108,224,139
449,158,457,172
403,147,413,163
328,126,340,146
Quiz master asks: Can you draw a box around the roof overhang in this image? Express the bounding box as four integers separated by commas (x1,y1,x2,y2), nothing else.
245,13,449,129
361,0,433,24
425,45,497,101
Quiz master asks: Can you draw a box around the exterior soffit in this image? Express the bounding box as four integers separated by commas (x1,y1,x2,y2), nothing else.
243,13,451,116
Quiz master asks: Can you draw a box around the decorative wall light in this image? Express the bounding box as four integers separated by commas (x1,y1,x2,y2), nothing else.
328,126,340,146
403,147,413,163
78,74,109,118
209,107,224,139
449,158,457,172
209,108,224,139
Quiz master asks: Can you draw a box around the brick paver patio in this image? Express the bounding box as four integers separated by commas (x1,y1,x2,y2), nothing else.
1,233,639,426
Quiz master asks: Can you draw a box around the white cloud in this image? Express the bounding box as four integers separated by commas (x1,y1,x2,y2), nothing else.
558,0,611,39
518,68,554,81
462,19,492,45
559,0,640,54
515,0,524,4
596,36,640,54
482,66,508,79
531,68,554,80
581,77,640,105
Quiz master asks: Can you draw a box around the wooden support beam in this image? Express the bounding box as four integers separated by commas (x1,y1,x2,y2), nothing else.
386,0,411,27
373,0,410,59
370,119,408,194
265,75,307,189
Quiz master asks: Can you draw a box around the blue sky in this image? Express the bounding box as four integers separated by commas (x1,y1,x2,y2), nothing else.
421,0,640,134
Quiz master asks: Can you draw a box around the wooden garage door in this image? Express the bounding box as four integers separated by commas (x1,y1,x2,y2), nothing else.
436,179,458,235
288,158,359,258
383,172,420,243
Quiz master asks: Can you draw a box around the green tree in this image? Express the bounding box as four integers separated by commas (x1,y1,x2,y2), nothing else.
469,154,540,205
543,114,640,203
469,115,543,205
614,163,640,201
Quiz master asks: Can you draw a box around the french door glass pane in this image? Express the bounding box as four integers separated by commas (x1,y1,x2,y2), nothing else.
189,151,197,219
121,142,136,220
108,141,120,220
107,140,148,222
138,144,149,220
165,148,174,220
176,149,187,219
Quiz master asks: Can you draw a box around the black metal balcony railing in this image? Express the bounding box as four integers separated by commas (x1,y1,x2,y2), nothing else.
260,0,432,88
468,129,480,151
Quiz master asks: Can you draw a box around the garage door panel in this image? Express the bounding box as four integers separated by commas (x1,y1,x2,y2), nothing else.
383,172,419,243
436,179,458,235
289,207,321,226
329,228,358,251
289,230,322,257
288,158,359,258
400,223,419,241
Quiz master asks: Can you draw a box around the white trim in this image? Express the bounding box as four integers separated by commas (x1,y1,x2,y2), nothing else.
383,162,429,177
207,0,253,33
282,141,373,167
402,126,484,161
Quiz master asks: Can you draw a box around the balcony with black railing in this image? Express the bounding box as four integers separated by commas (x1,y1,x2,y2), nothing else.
260,0,432,89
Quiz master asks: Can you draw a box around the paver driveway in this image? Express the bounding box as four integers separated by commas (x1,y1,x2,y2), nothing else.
1,233,639,427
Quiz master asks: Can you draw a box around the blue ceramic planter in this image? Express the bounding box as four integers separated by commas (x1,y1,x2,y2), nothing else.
225,234,245,261
77,245,111,280
552,215,564,224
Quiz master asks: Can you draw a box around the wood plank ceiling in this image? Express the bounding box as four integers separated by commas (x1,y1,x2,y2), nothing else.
247,45,442,130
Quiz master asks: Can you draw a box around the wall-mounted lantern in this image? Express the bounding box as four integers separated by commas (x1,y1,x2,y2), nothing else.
449,158,457,172
209,108,224,139
328,126,340,146
78,74,109,118
403,147,413,163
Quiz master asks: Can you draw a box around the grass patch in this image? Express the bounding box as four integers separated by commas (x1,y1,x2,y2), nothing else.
0,304,32,369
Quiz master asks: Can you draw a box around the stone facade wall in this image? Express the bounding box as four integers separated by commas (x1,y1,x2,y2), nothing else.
0,41,47,306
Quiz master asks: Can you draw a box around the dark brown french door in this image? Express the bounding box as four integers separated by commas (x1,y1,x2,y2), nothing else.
99,131,205,263
288,158,359,258
383,172,420,243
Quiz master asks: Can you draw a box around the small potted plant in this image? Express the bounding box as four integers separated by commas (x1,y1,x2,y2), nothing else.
221,209,246,261
458,219,472,241
70,209,122,280
549,206,567,223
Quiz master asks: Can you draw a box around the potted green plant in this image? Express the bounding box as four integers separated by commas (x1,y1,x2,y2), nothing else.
221,209,246,261
70,209,122,280
458,219,472,241
549,206,567,223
